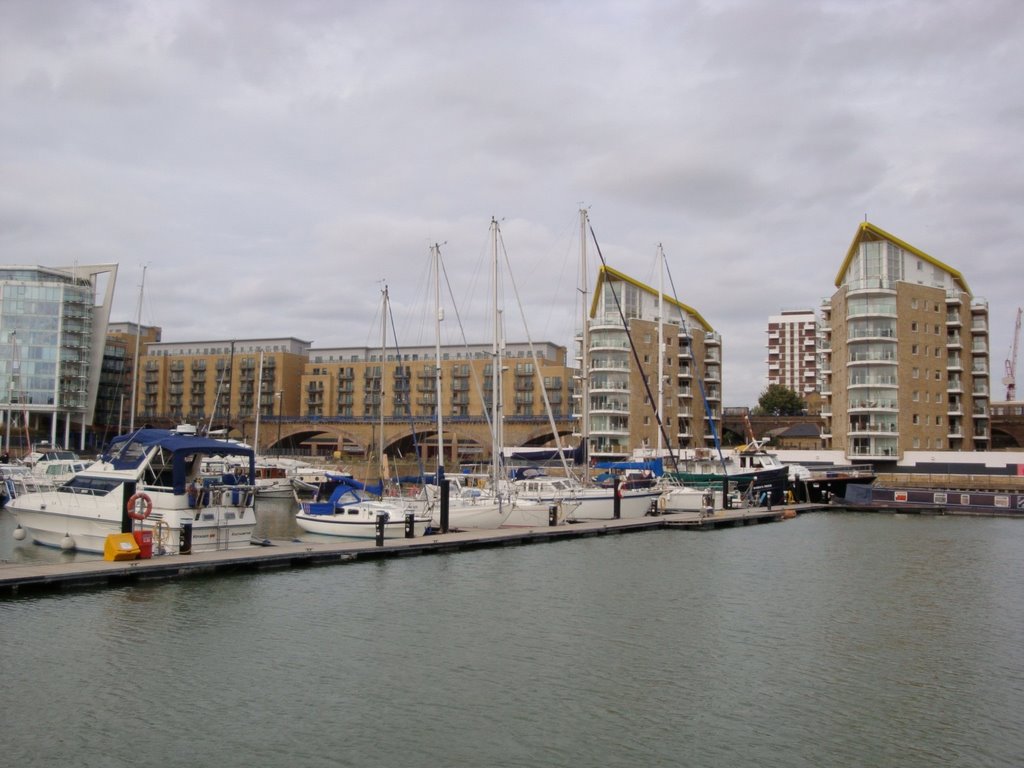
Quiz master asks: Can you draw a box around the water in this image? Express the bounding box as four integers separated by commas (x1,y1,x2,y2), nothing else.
1,512,1023,767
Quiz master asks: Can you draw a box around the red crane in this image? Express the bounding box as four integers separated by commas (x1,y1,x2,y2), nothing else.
1004,307,1022,401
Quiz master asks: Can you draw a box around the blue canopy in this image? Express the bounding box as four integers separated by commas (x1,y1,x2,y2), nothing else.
593,457,665,477
104,429,256,495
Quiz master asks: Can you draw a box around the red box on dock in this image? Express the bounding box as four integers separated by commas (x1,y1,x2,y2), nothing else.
132,529,153,559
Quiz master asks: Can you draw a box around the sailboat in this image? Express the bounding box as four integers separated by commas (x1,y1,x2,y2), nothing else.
295,284,432,539
509,209,662,520
424,239,513,530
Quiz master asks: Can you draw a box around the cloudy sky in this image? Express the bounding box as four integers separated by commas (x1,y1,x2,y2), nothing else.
2,0,1022,407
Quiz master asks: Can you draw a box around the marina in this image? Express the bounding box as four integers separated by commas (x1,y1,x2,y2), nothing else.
0,503,808,597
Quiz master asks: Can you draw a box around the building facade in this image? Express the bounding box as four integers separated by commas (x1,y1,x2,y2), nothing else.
301,341,572,461
820,222,990,460
0,264,118,453
582,266,722,461
137,337,312,432
766,309,819,396
94,322,163,438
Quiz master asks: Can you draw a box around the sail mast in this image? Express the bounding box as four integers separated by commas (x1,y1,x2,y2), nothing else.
380,283,388,484
657,243,665,454
579,208,590,468
433,244,444,480
129,264,146,433
490,220,500,494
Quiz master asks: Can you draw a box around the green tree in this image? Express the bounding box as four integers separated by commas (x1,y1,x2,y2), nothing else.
755,384,806,416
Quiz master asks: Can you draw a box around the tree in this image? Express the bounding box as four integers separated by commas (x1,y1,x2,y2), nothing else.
755,384,806,416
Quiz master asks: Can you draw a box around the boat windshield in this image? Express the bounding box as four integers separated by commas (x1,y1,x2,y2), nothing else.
336,488,372,506
57,475,122,496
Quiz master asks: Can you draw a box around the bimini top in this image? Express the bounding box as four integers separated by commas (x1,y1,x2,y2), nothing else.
103,429,256,494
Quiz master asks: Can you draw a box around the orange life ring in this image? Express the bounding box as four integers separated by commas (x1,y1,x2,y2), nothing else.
127,492,153,521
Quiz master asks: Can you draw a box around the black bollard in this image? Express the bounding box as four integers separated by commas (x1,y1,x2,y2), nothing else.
179,521,192,554
612,477,621,519
440,479,450,533
121,482,138,534
722,478,731,509
548,505,558,526
375,513,386,546
404,512,415,538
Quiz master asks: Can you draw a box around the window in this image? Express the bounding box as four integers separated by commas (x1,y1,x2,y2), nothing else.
911,321,918,332
913,414,920,424
912,344,919,355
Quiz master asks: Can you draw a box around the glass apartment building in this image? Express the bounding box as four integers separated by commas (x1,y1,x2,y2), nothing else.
0,265,118,453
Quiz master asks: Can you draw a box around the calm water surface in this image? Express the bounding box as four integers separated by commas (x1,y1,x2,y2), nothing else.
1,511,1022,767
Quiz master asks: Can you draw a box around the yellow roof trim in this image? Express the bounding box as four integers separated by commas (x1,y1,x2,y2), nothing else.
590,265,714,332
835,221,970,293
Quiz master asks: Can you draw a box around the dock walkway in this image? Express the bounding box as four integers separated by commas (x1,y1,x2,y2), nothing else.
0,504,823,597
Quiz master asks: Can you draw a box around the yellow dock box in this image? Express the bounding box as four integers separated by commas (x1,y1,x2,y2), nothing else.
103,532,141,561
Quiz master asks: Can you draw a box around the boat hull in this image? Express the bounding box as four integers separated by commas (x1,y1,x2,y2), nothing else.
9,491,257,555
295,511,430,538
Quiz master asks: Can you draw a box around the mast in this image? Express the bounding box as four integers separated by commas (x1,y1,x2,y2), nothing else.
490,219,501,495
657,244,665,454
128,264,146,432
433,244,444,480
254,350,264,453
379,283,389,485
579,208,590,468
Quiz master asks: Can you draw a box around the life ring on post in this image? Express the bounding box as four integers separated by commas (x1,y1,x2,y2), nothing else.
127,492,153,521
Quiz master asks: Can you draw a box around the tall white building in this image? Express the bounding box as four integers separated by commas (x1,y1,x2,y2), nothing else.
766,309,819,396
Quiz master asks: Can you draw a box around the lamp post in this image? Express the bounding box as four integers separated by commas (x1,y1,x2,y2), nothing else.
275,391,283,457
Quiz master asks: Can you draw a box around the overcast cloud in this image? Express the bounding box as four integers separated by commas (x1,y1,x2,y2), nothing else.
2,0,1022,407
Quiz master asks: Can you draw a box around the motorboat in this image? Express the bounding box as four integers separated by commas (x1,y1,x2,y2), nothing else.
7,427,258,555
658,439,791,506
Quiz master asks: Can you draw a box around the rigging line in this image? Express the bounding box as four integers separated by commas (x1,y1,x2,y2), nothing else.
587,223,679,473
661,256,728,472
385,289,427,486
496,225,574,480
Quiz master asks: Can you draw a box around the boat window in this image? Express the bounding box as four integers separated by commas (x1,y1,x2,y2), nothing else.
57,476,121,496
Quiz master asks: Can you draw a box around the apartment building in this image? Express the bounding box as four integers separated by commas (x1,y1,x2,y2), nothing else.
766,309,819,396
583,265,722,460
0,264,118,452
820,222,990,460
302,341,571,419
138,338,311,427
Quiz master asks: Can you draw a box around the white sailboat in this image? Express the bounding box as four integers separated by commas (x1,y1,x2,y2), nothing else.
509,209,661,520
295,284,431,538
427,239,512,530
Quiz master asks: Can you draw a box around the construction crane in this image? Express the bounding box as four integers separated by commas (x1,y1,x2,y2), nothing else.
1004,307,1022,401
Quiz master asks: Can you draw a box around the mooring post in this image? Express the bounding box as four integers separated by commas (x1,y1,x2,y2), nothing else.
613,477,621,519
440,479,450,533
375,513,386,546
548,504,558,526
404,512,415,538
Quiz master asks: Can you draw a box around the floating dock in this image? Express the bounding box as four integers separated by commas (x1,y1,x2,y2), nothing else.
0,504,822,597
